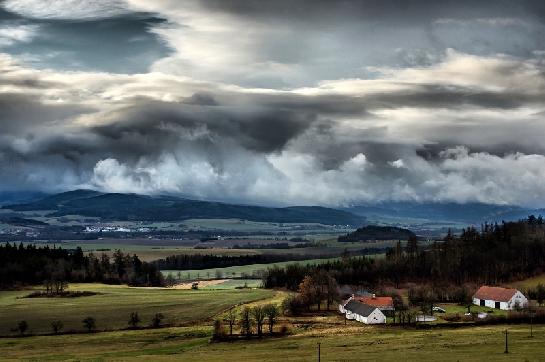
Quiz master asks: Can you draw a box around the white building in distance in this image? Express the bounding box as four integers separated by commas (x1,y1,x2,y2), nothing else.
339,300,386,324
473,286,528,310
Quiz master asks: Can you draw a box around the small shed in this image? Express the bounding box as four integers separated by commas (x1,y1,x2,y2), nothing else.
472,286,528,310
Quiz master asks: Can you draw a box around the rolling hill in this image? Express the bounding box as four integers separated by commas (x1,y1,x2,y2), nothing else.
345,201,541,224
3,190,364,226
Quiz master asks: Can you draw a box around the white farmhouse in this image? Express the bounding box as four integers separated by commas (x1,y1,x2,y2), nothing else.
472,286,528,310
339,300,386,324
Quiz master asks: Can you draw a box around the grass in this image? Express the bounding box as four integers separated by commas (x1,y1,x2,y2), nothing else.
199,279,263,289
509,273,545,290
161,257,339,280
2,320,545,361
0,283,274,336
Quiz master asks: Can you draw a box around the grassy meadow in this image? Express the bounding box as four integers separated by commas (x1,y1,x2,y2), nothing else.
161,257,339,280
0,284,274,336
2,320,545,361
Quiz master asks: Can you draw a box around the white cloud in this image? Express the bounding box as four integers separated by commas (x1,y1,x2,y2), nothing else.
2,0,130,20
0,24,39,47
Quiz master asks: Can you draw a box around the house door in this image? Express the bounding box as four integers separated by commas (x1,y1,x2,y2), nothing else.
480,299,485,306
495,301,500,309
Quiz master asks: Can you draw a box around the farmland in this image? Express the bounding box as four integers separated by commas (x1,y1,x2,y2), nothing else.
0,284,274,336
161,257,340,280
2,319,545,361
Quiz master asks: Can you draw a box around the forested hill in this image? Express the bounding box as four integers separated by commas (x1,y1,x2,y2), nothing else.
338,225,416,242
3,190,364,225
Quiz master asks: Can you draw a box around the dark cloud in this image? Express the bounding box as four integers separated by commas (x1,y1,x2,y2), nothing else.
201,0,545,24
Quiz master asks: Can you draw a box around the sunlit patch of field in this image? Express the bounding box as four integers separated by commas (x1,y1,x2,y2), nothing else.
509,274,545,290
0,283,274,336
161,257,339,280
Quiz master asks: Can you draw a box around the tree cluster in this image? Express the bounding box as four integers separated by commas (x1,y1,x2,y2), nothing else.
264,218,545,291
0,243,164,289
213,304,280,340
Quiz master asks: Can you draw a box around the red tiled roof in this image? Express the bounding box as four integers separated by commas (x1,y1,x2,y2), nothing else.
356,296,394,308
473,286,517,302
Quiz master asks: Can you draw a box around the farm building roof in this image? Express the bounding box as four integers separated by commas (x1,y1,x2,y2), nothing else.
473,286,518,302
356,296,394,309
344,300,379,317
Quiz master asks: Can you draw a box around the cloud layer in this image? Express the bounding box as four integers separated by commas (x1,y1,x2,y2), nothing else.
0,1,545,207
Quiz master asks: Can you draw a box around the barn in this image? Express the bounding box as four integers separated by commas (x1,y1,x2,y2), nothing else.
472,286,528,310
339,300,386,324
356,295,395,315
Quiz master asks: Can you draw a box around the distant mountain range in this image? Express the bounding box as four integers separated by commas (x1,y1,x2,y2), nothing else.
345,201,543,224
2,190,364,226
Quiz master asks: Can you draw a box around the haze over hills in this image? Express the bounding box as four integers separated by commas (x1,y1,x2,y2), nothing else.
2,190,364,226
345,202,543,225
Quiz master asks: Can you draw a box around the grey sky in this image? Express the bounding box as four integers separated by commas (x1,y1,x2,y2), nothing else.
1,0,545,207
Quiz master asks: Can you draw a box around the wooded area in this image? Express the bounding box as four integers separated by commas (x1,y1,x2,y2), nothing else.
0,243,164,289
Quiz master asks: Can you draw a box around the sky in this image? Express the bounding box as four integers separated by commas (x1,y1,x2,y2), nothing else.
1,0,545,207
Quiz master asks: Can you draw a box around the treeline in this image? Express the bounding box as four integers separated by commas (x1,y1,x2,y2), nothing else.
0,243,163,289
264,218,545,290
150,253,314,271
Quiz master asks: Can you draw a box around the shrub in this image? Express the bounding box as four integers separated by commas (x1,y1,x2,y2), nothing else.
279,324,290,335
282,295,305,316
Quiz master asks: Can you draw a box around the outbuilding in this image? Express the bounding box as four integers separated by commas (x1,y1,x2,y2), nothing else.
340,300,386,324
472,286,528,310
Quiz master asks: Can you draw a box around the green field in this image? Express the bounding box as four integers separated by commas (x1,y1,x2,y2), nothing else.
161,257,339,280
0,284,274,336
2,321,544,361
509,273,545,290
199,279,263,289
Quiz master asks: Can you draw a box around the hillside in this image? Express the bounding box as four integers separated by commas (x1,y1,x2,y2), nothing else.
3,190,364,226
346,201,537,224
338,225,415,242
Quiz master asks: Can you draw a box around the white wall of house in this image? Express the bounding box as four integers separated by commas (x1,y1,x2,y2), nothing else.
472,291,528,310
363,309,386,324
345,308,386,324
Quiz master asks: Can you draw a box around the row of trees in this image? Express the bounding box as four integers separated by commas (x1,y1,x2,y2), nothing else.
214,304,281,339
0,243,164,288
13,312,166,336
263,219,545,291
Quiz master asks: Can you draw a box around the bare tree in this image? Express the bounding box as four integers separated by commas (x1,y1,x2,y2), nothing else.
17,320,28,336
51,320,63,335
240,307,253,337
252,306,266,337
226,308,236,336
128,312,141,328
82,317,96,332
264,304,279,334
151,313,164,328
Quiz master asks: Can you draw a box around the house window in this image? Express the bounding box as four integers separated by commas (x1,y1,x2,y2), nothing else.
480,299,485,306
495,301,500,309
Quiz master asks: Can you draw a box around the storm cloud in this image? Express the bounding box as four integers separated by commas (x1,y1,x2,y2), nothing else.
1,1,545,207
